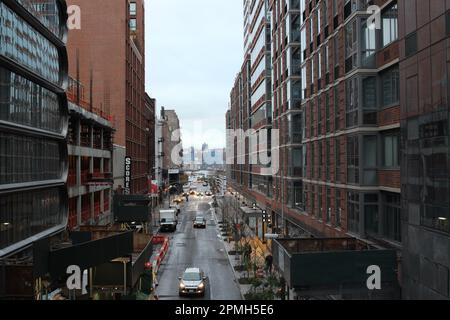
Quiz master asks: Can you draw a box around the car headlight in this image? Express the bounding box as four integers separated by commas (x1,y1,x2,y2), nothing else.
198,283,205,289
179,282,185,289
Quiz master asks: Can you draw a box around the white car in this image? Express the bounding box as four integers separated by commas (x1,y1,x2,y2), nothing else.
179,268,207,297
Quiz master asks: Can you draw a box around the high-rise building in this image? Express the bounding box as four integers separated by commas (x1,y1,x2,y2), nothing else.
66,0,148,194
227,0,404,299
399,0,450,300
0,0,69,295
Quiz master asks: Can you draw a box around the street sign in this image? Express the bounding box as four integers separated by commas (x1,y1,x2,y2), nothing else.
124,156,132,195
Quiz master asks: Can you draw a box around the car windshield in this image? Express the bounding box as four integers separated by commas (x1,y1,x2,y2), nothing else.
183,272,201,281
196,217,204,222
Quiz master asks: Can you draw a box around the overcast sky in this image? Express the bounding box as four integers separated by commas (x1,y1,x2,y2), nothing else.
145,0,243,149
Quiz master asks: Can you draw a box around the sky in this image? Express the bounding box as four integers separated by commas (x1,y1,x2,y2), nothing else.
145,0,244,149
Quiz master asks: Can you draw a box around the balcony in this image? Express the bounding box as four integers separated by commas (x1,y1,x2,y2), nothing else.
88,172,113,184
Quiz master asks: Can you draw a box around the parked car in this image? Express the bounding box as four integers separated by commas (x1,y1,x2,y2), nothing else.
179,268,207,297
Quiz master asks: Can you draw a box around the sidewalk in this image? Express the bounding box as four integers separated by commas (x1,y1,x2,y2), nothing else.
213,201,252,300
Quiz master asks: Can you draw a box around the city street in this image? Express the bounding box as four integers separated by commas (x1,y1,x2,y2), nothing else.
155,182,242,300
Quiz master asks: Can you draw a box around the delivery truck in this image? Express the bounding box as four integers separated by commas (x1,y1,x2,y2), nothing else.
159,209,178,232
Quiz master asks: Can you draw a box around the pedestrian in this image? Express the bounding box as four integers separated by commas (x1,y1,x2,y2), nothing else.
265,254,273,274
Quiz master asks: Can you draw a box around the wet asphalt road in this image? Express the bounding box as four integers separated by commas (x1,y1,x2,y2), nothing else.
155,184,242,300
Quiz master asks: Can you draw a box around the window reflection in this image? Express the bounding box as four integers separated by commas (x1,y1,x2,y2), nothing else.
0,187,65,250
0,132,64,185
0,3,60,85
0,67,63,133
16,0,61,37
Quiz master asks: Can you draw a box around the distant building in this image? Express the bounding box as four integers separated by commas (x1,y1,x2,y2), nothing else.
160,108,183,185
145,94,156,182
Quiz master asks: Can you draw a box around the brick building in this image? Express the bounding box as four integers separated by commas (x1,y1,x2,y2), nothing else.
227,0,406,298
228,0,450,300
67,0,149,194
398,0,450,300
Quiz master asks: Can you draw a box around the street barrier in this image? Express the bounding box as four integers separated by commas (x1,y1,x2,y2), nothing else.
151,237,170,275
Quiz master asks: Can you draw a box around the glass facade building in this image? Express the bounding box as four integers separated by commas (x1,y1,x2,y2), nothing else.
0,0,68,256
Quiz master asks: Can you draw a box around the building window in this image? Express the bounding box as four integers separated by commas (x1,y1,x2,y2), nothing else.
326,92,331,133
317,96,322,135
346,77,359,128
317,6,321,35
335,137,341,182
0,3,60,84
0,132,64,185
311,142,315,179
383,134,399,168
335,189,342,227
289,181,304,210
363,135,377,185
422,206,450,234
381,66,399,107
0,188,65,250
129,18,137,32
348,191,360,233
291,147,303,176
362,76,377,125
334,86,340,130
317,185,323,220
361,19,376,68
347,135,359,184
129,2,137,16
364,194,379,235
0,67,63,134
326,187,331,223
345,19,358,72
318,51,322,81
326,139,331,181
310,101,315,137
382,3,398,47
334,35,340,72
383,193,401,242
318,140,323,178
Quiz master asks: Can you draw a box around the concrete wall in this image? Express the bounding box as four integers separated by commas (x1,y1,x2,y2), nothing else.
113,144,126,191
